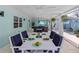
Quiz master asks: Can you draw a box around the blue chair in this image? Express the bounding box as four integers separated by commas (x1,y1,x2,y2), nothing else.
52,33,63,53
21,31,28,41
54,48,60,53
10,34,23,53
52,33,63,46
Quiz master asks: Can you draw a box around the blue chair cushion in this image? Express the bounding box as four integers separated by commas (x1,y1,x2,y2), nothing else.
52,33,63,46
11,34,23,46
21,31,28,38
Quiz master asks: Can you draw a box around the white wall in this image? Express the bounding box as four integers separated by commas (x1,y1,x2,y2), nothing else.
0,6,29,48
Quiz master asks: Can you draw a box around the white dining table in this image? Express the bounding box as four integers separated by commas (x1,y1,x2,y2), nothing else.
19,32,60,53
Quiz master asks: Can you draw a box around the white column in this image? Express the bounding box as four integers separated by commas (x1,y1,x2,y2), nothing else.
54,16,63,36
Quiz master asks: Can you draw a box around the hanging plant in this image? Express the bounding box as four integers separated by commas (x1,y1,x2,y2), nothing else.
51,17,56,29
51,17,56,22
61,15,68,22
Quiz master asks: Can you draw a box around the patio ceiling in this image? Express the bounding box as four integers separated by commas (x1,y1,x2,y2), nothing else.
10,5,77,19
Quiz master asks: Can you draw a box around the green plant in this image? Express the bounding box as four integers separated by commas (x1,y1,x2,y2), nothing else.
76,33,79,37
74,30,79,37
61,15,68,22
74,30,79,34
32,41,42,46
51,17,56,22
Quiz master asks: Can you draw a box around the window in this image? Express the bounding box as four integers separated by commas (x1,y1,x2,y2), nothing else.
14,16,22,28
14,16,18,28
62,14,79,38
19,18,22,27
